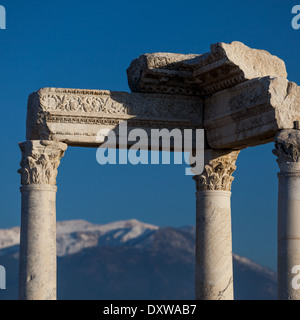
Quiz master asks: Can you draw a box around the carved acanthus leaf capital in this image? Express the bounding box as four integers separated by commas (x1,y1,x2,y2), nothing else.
193,149,240,191
18,140,67,186
273,129,300,164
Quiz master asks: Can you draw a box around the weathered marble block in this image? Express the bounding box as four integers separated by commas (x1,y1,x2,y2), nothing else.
127,41,287,96
204,77,300,149
26,87,203,149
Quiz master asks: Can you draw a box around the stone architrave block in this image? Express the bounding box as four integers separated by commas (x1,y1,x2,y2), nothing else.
127,41,287,96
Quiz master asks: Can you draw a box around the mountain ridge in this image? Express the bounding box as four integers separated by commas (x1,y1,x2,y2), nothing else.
0,219,277,300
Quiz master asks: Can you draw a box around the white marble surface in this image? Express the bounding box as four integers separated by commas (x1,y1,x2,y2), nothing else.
195,190,234,300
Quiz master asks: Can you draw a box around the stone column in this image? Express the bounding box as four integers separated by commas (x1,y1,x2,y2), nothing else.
273,129,300,300
18,140,67,300
193,149,239,300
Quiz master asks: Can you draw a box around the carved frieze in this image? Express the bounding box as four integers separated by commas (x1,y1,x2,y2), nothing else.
37,88,202,118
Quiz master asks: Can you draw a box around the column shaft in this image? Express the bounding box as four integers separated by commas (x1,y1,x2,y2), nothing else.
196,190,233,300
19,185,57,300
277,172,300,299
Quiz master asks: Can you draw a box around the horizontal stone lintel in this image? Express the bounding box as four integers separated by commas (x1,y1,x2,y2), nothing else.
26,87,203,149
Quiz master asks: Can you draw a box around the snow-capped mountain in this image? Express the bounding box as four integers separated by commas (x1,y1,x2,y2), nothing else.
56,219,159,256
0,219,277,300
0,219,159,256
0,227,19,252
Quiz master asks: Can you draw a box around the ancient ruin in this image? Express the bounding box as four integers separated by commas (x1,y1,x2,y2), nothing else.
18,41,300,300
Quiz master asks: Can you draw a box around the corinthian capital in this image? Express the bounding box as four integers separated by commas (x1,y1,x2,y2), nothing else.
193,149,240,191
18,140,67,186
273,129,300,164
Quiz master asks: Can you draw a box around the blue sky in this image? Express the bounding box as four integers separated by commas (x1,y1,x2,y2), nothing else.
0,0,300,271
